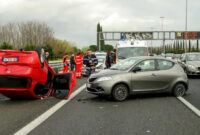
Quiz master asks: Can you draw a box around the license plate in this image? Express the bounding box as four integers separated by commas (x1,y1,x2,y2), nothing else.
2,57,18,62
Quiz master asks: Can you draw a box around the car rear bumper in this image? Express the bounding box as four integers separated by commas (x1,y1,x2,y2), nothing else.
187,71,200,75
0,79,43,99
0,65,48,98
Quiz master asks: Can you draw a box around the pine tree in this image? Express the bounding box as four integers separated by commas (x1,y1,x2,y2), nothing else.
173,41,175,50
97,23,101,50
197,40,199,52
177,40,180,51
100,26,105,48
189,40,191,52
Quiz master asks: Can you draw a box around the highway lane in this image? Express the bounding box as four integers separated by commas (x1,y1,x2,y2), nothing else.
184,76,200,110
29,89,200,135
1,77,200,135
0,78,87,135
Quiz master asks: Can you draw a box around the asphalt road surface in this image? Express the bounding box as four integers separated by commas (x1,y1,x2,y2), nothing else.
0,78,87,135
0,77,200,135
184,76,200,110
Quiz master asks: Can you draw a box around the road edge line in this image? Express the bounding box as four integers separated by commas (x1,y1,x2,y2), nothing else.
177,97,200,117
14,84,86,135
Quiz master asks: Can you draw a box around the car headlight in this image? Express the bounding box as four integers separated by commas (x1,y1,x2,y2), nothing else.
188,65,196,70
96,76,112,82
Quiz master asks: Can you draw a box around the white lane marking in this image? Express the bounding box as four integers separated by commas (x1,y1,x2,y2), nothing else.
177,97,200,117
14,84,86,135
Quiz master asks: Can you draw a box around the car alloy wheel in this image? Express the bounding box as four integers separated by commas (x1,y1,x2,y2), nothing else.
173,83,186,97
112,84,128,101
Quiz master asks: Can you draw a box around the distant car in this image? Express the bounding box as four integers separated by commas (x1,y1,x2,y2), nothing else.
82,56,106,76
173,54,182,62
86,57,188,101
95,56,106,72
165,53,174,59
179,52,200,75
95,51,106,57
0,49,76,99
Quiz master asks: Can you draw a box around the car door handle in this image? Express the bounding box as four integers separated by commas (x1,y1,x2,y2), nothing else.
151,73,156,77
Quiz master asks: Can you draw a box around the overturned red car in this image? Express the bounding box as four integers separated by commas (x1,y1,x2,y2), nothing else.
0,49,76,99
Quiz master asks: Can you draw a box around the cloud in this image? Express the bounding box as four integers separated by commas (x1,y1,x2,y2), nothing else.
0,0,200,48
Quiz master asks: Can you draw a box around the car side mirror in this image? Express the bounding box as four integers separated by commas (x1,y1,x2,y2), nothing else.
133,67,141,73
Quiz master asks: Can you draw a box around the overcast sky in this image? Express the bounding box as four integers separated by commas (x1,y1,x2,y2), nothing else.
0,0,200,48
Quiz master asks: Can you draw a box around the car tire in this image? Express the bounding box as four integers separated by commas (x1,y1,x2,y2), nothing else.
112,84,128,101
35,46,45,67
173,83,186,97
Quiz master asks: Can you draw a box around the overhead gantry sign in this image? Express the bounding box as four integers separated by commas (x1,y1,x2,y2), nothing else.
97,31,200,51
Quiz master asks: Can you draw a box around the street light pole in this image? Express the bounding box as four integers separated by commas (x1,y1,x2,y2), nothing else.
150,27,154,54
160,17,164,31
185,0,188,53
160,17,165,55
185,0,188,31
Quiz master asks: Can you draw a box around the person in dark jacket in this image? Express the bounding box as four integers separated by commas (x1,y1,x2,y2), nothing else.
105,51,111,69
83,49,98,76
111,49,116,64
70,53,76,71
45,52,49,63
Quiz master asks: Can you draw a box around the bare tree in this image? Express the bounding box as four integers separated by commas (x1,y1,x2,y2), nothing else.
0,21,54,49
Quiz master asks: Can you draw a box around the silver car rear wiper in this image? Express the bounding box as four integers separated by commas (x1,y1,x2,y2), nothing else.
110,68,118,70
118,56,126,59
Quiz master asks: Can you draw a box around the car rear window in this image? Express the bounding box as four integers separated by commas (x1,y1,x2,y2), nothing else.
157,60,174,70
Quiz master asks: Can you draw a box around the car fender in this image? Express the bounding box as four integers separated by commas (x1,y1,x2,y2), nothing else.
110,74,131,94
169,77,188,91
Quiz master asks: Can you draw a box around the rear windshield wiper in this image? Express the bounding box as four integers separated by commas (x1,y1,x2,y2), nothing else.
118,56,126,59
110,68,118,70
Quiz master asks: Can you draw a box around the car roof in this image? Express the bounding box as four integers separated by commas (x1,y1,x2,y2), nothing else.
184,52,200,54
128,56,175,62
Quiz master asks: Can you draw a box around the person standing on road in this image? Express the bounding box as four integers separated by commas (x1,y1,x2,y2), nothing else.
70,53,76,71
111,49,116,64
62,53,69,73
45,52,49,63
105,51,111,69
75,52,83,78
83,49,98,76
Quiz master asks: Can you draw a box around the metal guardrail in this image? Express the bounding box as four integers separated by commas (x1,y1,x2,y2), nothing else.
49,61,63,73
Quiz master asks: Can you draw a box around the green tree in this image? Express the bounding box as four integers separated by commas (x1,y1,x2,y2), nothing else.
0,42,13,49
81,46,89,55
89,45,98,52
101,44,114,52
24,44,36,51
189,40,191,52
97,23,101,50
97,23,105,51
197,40,199,52
44,44,53,59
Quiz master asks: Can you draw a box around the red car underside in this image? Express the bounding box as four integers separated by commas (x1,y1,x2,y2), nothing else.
0,50,75,99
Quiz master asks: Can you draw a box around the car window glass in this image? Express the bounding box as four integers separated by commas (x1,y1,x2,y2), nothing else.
158,60,174,70
181,54,185,61
136,60,155,72
111,57,138,71
186,54,200,61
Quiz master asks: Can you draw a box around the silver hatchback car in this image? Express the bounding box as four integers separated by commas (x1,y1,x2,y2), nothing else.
86,57,188,101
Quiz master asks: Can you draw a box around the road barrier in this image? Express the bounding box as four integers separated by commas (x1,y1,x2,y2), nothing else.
49,61,63,73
